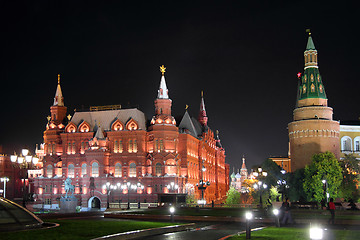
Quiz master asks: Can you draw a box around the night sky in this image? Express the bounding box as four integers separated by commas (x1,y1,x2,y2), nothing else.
1,1,359,171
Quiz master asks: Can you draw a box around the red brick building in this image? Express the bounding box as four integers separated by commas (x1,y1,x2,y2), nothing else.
34,68,229,210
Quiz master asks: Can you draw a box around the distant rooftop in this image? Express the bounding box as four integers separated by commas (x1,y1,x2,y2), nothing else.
340,120,360,126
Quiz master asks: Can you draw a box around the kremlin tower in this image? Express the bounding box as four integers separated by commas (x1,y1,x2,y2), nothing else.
288,32,340,171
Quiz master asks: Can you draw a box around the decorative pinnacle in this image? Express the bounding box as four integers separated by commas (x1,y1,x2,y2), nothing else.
58,74,60,84
160,65,166,75
201,90,204,97
306,29,311,35
185,104,189,110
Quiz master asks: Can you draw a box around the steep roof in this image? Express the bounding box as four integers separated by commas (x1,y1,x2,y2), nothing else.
70,108,146,131
306,35,316,50
179,111,198,137
53,74,64,106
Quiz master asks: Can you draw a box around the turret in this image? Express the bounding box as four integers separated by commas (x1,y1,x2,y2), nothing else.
198,91,208,126
50,74,67,125
297,31,327,107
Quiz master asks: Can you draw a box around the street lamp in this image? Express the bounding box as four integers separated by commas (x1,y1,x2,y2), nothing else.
136,182,144,209
196,162,210,206
310,225,323,240
166,182,179,193
11,149,39,208
102,182,117,209
273,208,280,227
1,177,10,198
245,211,253,239
254,181,267,209
253,168,267,208
169,206,175,222
322,179,329,206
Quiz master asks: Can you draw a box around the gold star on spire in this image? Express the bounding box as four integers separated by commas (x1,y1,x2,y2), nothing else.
185,104,189,110
160,65,166,75
58,74,61,84
306,29,311,35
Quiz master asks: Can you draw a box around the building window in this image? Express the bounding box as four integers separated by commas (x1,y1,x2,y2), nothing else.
68,164,75,178
128,140,133,153
155,139,159,152
155,163,162,176
341,136,352,152
129,163,136,177
133,140,137,153
115,163,122,177
81,163,87,177
68,142,72,154
45,199,52,205
311,83,315,92
92,162,99,177
114,140,118,153
160,140,164,151
52,144,56,154
47,165,53,178
72,142,76,154
81,141,85,154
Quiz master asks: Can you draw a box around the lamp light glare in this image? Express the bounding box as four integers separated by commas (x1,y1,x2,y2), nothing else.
22,149,29,156
169,206,175,213
273,209,279,216
245,212,253,220
310,226,323,240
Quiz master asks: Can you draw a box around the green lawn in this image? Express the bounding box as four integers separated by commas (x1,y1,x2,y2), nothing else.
228,227,360,240
2,220,175,240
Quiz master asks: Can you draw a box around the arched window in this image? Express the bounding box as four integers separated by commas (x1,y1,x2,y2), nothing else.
341,136,352,152
354,137,360,152
133,140,137,153
68,164,75,178
81,163,87,177
115,163,122,177
92,162,99,177
129,163,136,177
114,140,118,153
47,165,53,178
155,163,162,176
128,140,133,153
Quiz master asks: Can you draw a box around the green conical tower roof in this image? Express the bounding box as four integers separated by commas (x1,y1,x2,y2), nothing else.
298,34,327,102
306,35,316,50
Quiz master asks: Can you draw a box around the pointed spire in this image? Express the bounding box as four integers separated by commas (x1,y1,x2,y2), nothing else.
53,74,64,106
157,65,169,99
198,91,208,126
306,30,316,50
241,155,247,170
297,31,327,106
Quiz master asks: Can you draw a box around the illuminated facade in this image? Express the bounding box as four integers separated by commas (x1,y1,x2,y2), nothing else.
34,69,229,210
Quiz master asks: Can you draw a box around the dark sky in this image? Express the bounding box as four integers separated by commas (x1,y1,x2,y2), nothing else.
1,1,359,171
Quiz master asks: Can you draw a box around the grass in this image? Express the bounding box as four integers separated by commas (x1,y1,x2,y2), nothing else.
2,220,176,240
228,226,360,240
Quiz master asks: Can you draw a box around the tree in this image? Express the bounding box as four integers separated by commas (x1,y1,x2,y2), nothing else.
288,168,306,202
225,187,241,206
339,154,360,202
261,159,282,188
303,152,342,202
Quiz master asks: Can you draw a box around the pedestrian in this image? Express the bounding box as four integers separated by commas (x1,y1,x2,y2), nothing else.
328,198,335,224
280,198,293,225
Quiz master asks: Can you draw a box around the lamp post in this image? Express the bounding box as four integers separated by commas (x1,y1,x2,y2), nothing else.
196,164,210,206
125,181,140,210
102,182,115,209
273,208,280,227
166,181,179,193
253,167,267,208
10,149,39,208
169,206,175,222
1,177,10,198
245,211,253,239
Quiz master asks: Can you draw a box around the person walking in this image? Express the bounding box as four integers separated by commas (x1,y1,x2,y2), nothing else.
328,198,336,225
281,198,293,226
